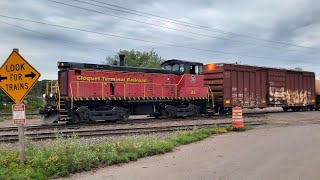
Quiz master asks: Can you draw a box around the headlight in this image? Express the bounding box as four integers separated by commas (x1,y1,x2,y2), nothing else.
50,93,53,97
42,94,46,98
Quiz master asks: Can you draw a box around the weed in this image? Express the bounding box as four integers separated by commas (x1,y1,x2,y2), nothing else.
0,126,251,179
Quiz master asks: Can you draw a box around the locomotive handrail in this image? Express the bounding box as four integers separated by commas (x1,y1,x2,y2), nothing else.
56,81,61,110
176,74,185,86
69,81,178,100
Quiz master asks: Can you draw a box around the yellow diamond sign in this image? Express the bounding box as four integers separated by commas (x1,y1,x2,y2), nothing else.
0,51,41,104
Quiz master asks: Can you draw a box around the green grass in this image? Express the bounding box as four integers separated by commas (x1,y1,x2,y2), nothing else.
0,126,251,180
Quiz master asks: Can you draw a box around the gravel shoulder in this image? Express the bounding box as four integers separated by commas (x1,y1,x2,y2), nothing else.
60,111,320,180
63,124,320,180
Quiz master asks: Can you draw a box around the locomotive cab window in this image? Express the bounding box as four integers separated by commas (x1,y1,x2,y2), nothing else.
190,65,196,74
160,59,203,74
189,65,203,74
164,65,171,70
172,64,179,72
180,64,185,73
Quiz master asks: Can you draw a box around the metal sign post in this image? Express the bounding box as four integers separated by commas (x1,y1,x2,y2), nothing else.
0,49,41,165
13,103,26,164
18,123,25,164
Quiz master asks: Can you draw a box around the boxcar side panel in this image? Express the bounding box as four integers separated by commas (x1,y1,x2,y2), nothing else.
204,63,315,111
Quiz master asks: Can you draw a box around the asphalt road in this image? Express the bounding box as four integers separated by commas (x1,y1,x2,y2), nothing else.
64,115,320,180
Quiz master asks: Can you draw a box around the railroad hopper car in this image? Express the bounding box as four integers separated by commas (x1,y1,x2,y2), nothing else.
40,56,209,124
204,63,316,114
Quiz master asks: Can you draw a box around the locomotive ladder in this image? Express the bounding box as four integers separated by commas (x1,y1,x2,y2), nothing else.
56,82,70,120
207,86,215,113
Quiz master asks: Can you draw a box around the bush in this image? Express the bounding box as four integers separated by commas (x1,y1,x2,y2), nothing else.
23,95,44,113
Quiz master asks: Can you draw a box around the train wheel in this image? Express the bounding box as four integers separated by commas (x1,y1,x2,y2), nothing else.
218,106,226,115
118,108,130,121
282,107,289,112
302,106,309,112
75,106,91,123
226,108,232,115
292,107,301,112
164,105,177,118
161,109,169,118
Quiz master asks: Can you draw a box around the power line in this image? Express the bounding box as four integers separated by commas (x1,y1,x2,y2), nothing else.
81,0,208,28
48,0,306,53
87,0,318,50
0,14,317,64
0,20,116,53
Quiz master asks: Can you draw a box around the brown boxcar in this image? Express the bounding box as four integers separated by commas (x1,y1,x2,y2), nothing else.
316,80,320,110
204,63,316,113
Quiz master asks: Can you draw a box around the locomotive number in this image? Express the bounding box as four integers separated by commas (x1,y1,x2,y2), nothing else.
191,90,196,95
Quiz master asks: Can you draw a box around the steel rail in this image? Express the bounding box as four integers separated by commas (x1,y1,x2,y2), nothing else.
0,121,265,142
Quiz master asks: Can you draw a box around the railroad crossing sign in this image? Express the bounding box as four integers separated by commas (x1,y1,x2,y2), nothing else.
0,50,41,103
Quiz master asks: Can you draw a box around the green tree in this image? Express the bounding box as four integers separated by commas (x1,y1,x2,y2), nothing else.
104,49,164,68
0,90,12,107
29,80,48,97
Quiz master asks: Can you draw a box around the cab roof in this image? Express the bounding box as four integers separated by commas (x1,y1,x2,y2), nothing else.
161,59,203,66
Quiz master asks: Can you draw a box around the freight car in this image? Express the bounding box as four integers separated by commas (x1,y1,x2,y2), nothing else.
316,80,320,110
204,63,316,114
40,56,210,124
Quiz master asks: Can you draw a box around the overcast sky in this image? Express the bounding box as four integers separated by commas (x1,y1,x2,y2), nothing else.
0,0,319,79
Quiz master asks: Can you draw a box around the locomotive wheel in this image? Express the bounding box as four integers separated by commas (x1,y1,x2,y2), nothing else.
75,106,91,123
118,108,130,121
164,105,177,118
160,109,169,118
111,107,131,121
188,104,201,116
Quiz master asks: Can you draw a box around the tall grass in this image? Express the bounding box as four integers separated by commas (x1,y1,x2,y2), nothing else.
0,126,250,180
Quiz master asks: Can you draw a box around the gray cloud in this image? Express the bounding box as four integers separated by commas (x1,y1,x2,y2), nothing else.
0,0,319,79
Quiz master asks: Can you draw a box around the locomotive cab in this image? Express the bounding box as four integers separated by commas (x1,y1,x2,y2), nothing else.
160,60,203,75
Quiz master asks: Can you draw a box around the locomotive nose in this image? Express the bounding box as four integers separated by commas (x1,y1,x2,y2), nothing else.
119,54,125,66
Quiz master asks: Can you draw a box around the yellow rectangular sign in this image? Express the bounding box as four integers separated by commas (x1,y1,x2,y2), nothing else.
0,51,41,103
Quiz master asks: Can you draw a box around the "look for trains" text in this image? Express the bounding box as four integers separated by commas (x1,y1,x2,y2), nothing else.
4,63,29,91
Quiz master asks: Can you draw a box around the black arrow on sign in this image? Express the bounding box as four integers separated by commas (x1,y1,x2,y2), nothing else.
25,72,36,79
0,75,7,82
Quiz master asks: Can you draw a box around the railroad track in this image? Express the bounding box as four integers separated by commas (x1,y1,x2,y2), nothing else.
0,121,265,142
0,115,224,133
0,109,276,133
